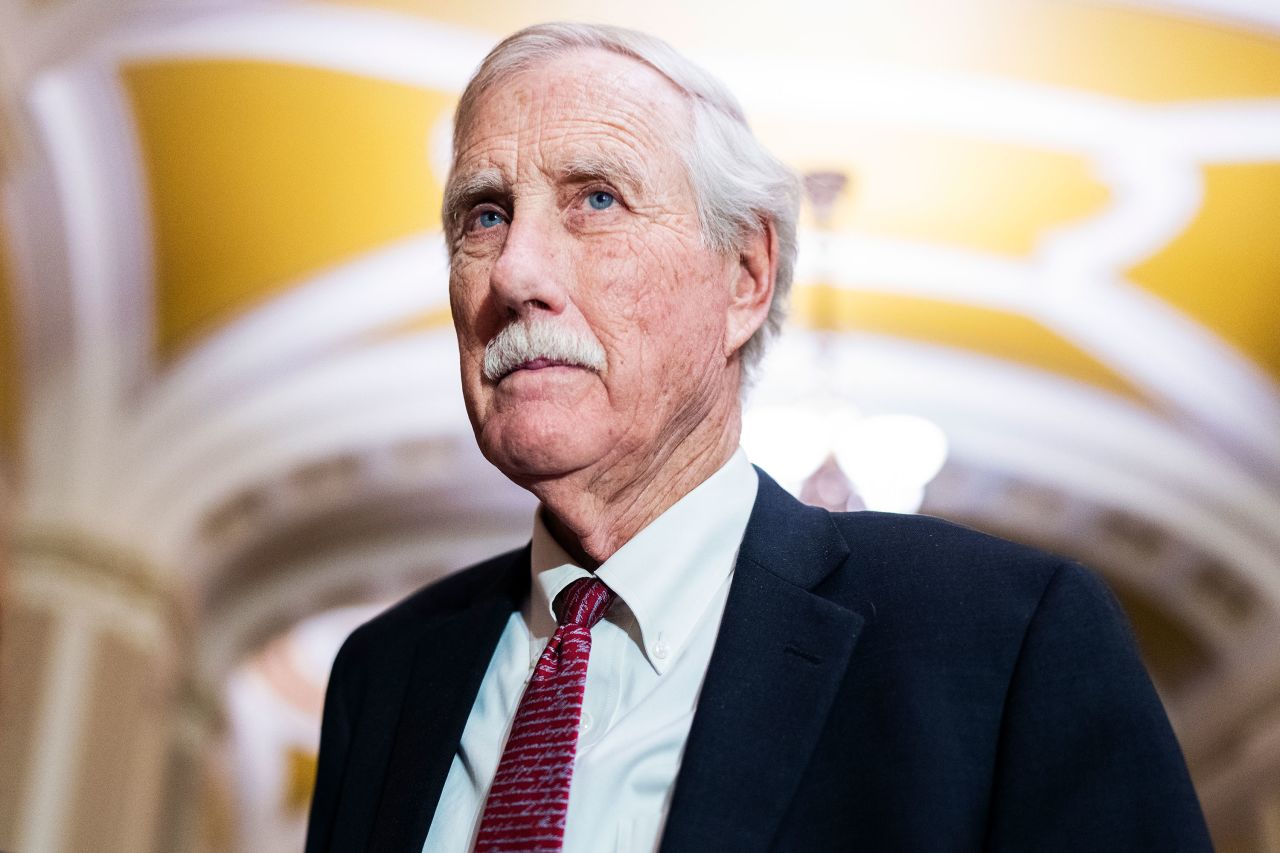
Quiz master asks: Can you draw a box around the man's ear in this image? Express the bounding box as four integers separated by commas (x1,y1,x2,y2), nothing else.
725,217,778,358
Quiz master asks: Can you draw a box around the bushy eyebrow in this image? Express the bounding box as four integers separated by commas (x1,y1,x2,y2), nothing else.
554,151,647,197
442,168,508,236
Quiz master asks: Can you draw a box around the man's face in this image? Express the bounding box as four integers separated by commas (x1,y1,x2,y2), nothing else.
446,50,743,486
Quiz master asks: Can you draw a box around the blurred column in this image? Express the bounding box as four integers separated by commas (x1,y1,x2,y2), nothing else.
152,678,232,853
0,528,187,853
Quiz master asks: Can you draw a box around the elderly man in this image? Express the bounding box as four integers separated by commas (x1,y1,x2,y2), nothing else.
306,22,1210,853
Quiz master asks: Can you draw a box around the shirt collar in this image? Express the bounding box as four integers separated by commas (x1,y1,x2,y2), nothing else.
529,448,758,674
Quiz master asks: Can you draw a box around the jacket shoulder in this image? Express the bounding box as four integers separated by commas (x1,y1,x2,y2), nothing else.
832,510,1063,573
829,504,1059,563
821,509,1089,629
338,545,527,664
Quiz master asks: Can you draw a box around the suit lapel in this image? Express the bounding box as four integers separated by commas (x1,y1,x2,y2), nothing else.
367,550,529,853
659,471,864,853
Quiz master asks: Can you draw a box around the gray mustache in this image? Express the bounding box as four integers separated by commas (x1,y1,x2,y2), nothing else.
482,319,608,381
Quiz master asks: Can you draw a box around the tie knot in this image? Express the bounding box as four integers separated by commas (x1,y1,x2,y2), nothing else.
554,577,615,628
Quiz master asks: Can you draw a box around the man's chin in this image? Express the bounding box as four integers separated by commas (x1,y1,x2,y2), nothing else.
479,424,603,485
488,455,586,489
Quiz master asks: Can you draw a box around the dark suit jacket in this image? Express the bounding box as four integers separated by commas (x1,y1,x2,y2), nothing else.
306,469,1211,852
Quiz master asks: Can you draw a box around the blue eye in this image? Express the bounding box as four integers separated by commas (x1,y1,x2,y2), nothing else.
477,210,506,229
588,191,615,210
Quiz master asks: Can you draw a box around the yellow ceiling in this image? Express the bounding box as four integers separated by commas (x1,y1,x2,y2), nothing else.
1129,164,1280,381
328,0,1280,101
790,285,1148,402
0,217,20,478
121,60,454,361
764,121,1110,255
115,1,1280,402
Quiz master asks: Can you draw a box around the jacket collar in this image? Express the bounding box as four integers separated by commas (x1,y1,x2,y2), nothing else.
658,467,863,853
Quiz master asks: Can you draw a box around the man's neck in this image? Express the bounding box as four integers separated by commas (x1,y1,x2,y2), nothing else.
534,406,741,569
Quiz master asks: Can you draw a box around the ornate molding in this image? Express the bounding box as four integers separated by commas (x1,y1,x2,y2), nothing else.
193,435,472,563
9,526,191,643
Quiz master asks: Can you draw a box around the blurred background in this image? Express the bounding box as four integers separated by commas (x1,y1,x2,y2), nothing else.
0,0,1278,850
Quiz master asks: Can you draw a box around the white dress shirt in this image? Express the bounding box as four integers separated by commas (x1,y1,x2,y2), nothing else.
422,449,758,853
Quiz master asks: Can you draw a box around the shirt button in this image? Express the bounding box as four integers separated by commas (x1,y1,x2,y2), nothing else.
579,711,593,733
653,641,669,660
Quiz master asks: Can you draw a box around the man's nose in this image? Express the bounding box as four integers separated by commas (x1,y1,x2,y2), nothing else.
489,210,568,318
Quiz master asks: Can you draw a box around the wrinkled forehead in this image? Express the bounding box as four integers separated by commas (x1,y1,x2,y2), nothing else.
449,49,692,184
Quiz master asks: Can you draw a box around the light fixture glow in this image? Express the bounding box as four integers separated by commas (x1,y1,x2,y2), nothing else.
741,405,831,494
834,414,949,514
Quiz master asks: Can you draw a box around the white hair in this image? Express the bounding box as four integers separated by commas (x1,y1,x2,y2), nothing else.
482,316,608,382
447,22,801,385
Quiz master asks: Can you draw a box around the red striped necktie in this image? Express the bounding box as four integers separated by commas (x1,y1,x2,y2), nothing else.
473,576,616,853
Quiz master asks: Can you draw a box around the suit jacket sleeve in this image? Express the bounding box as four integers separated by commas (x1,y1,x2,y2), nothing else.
983,560,1212,851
